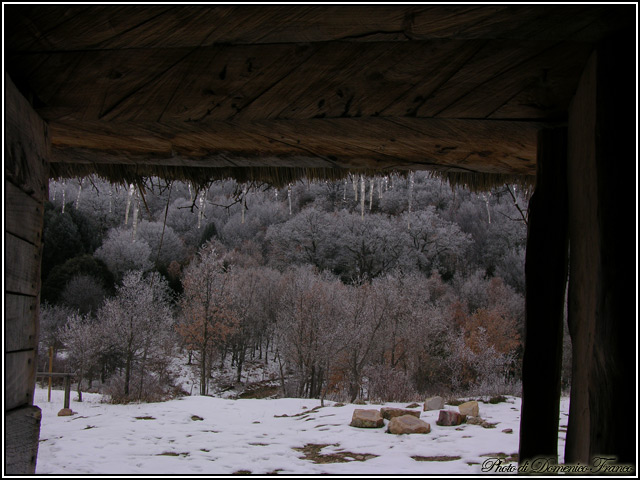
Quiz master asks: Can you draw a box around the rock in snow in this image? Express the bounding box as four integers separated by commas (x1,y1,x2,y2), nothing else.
424,396,445,411
466,416,484,425
436,410,466,426
458,401,479,417
380,407,420,420
387,415,431,434
350,409,384,428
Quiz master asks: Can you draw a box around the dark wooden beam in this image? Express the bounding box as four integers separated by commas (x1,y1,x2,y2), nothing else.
519,128,568,464
5,5,631,51
46,117,539,175
565,31,636,467
7,39,592,124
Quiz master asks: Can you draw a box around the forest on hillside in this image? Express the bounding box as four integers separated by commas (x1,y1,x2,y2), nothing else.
38,172,572,404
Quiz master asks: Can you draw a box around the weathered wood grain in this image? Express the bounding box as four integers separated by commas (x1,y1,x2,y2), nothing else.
4,74,50,200
5,405,41,475
47,117,539,174
5,5,631,51
441,41,593,119
5,294,39,353
5,181,45,245
5,233,42,297
5,350,37,411
8,39,592,125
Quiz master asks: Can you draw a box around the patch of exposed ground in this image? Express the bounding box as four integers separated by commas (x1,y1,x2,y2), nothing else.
157,451,189,457
293,444,378,464
412,455,462,462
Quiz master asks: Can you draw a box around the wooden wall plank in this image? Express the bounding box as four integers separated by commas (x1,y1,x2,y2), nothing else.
5,350,37,411
5,72,49,475
5,294,39,353
5,181,44,245
4,405,42,474
5,234,41,297
4,74,50,201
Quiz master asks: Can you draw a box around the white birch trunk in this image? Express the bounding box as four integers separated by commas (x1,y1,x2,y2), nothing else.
483,193,492,224
407,171,415,229
241,185,247,224
360,174,365,219
198,191,205,229
369,177,374,211
288,184,292,216
131,193,140,242
61,181,66,213
75,179,83,210
353,175,358,202
124,183,135,225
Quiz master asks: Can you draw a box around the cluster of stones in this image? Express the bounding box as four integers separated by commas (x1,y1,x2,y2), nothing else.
350,398,503,434
350,407,431,434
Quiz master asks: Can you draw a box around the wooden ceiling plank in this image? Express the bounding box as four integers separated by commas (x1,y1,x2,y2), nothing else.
438,41,593,119
378,39,486,118
4,5,94,51
417,39,557,118
229,43,345,121
164,44,318,122
8,38,589,125
7,5,628,53
46,117,538,175
274,42,412,119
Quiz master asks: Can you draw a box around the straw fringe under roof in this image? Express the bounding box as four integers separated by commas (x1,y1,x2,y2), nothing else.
48,163,535,193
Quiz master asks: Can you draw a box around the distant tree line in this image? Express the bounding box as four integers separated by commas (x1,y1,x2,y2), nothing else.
40,172,570,403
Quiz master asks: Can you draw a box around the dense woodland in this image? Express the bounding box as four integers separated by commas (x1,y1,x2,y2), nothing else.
38,172,571,404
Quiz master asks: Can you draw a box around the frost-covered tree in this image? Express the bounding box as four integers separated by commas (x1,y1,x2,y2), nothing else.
38,303,74,365
177,244,238,395
136,220,187,268
59,311,102,401
329,212,403,282
94,228,153,281
97,270,173,400
400,207,472,278
59,274,107,316
275,266,345,399
265,206,332,270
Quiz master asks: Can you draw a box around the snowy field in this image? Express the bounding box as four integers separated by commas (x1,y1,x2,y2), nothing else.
34,388,570,475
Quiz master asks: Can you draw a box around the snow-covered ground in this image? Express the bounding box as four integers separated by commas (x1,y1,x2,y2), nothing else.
34,387,570,475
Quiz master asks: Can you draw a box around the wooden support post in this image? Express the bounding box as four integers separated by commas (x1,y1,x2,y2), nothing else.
565,31,636,467
519,128,568,464
4,73,50,474
64,376,71,410
48,347,53,402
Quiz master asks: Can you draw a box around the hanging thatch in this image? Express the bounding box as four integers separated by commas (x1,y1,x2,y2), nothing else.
430,171,536,193
49,162,535,193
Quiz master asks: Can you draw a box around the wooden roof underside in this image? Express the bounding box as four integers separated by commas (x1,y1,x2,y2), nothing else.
4,5,634,179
